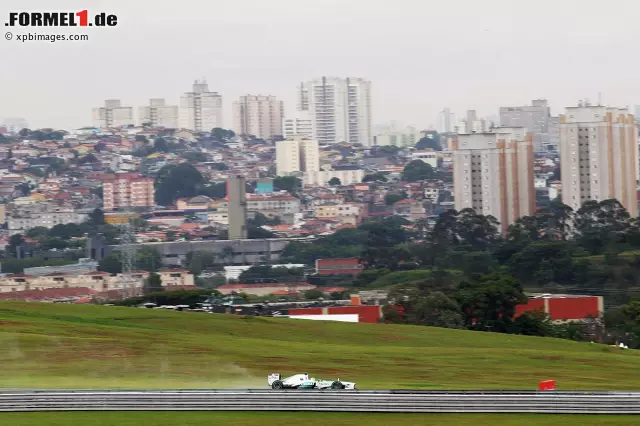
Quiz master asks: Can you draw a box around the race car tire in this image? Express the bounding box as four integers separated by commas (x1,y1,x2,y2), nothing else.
271,380,285,390
330,381,345,389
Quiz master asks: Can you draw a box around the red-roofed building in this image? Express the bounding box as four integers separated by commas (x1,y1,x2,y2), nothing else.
102,173,154,211
515,294,603,322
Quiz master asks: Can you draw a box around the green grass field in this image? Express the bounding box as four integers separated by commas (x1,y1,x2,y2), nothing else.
3,412,640,426
0,301,639,390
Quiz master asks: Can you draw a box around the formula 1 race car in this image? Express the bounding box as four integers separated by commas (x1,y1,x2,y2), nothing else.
268,373,356,390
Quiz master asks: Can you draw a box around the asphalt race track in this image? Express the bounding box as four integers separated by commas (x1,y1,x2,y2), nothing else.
1,389,640,413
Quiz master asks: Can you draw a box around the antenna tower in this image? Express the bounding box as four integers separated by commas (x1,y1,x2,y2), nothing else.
119,209,138,299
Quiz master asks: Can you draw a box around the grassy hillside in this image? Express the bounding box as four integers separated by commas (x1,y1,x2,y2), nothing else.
4,412,640,426
0,302,639,390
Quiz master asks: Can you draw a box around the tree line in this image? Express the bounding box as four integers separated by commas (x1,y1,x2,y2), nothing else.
282,198,640,347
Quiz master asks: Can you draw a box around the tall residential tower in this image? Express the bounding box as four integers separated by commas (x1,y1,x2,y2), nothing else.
453,127,535,234
179,80,223,132
275,137,320,176
559,104,638,215
92,100,134,128
298,77,372,146
232,95,284,140
139,99,179,128
500,99,551,152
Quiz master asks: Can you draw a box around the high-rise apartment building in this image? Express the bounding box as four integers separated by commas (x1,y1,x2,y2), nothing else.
102,173,155,211
437,108,456,134
232,95,284,140
139,99,179,128
500,99,550,133
454,110,492,134
374,125,422,148
298,77,372,146
559,104,638,215
227,175,248,240
92,100,134,128
179,80,223,132
275,137,320,176
500,99,550,152
547,116,560,152
452,127,535,234
283,110,313,139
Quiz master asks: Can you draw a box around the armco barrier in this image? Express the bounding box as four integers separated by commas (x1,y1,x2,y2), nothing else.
0,390,639,413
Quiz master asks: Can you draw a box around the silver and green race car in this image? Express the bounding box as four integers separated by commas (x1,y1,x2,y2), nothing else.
268,373,356,390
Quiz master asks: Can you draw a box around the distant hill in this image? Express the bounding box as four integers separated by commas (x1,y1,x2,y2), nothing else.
0,302,638,390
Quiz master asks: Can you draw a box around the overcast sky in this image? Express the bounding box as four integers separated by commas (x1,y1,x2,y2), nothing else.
1,0,639,130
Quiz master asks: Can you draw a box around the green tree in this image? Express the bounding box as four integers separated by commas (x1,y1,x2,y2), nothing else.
25,227,49,239
211,162,228,171
154,137,170,153
247,226,276,239
186,250,218,275
510,310,554,337
360,217,412,270
605,301,640,348
88,208,106,226
536,199,573,241
415,135,442,151
249,212,281,227
280,227,368,265
456,272,527,332
328,177,341,186
143,272,164,294
304,289,324,300
98,251,122,274
220,246,235,265
401,160,435,182
182,151,207,162
7,234,25,257
454,208,500,252
154,163,206,206
238,265,304,283
507,241,575,286
273,176,302,195
78,153,98,164
211,128,236,142
362,172,388,183
136,246,162,272
385,273,463,328
574,199,631,254
384,192,407,205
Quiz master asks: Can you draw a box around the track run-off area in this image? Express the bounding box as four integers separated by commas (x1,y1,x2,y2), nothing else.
1,389,640,413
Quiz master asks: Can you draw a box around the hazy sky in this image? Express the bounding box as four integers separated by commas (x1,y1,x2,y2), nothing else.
1,0,639,130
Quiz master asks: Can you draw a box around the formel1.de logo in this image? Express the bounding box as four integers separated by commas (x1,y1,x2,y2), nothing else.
5,11,117,27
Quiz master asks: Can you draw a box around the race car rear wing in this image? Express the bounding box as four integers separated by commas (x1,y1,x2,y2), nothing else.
267,373,281,385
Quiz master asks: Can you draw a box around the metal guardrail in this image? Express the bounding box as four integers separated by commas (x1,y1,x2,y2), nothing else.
1,390,640,413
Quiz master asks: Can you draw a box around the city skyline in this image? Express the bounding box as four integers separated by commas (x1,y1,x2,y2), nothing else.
2,0,640,130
